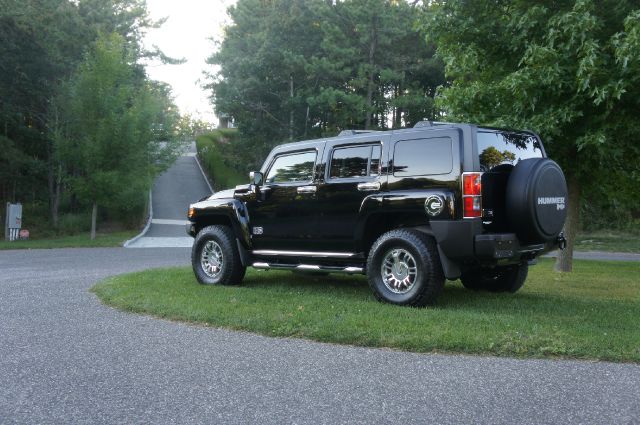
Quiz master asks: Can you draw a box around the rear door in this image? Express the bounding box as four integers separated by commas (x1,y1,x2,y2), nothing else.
314,136,389,251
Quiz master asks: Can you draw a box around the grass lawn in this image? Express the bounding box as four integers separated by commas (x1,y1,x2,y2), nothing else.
0,231,137,250
92,258,640,362
575,231,640,253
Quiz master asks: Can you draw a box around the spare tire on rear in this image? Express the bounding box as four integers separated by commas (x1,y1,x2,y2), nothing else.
505,158,568,244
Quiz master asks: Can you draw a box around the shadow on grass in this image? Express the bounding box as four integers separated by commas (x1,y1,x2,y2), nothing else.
236,269,634,324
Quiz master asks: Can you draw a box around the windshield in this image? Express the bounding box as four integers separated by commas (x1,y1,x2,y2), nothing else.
477,131,543,171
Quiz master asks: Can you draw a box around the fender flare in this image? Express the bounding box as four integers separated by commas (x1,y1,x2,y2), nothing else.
192,198,252,249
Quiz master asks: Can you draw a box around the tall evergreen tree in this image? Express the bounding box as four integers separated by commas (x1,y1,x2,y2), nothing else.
207,0,445,169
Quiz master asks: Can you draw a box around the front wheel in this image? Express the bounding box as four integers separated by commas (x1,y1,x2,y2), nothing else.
191,225,246,285
366,229,444,307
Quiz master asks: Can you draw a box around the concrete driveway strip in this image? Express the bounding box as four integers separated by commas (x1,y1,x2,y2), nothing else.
0,248,638,424
127,142,212,248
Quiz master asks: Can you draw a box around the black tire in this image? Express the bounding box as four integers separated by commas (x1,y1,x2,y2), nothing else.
506,158,568,244
460,264,528,293
459,272,486,291
366,229,445,307
191,225,246,285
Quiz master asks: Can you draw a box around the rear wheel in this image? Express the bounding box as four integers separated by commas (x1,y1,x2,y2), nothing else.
191,225,246,285
366,229,444,307
460,264,528,293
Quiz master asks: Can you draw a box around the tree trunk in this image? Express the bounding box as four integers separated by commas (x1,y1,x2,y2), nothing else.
554,175,580,272
90,201,98,240
365,17,378,130
50,164,62,228
289,74,294,141
304,105,309,138
395,84,403,128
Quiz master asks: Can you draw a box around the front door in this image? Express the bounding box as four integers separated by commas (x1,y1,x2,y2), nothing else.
248,146,323,250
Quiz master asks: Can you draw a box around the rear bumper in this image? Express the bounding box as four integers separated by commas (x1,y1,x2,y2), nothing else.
475,233,545,261
431,219,560,265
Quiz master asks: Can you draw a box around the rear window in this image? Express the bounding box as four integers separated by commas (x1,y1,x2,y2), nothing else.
477,131,543,171
393,137,452,177
330,144,381,179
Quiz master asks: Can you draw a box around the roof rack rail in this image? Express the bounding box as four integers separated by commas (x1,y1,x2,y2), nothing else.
338,129,379,136
413,120,457,128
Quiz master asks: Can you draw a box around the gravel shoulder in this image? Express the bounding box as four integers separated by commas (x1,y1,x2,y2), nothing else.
0,247,638,424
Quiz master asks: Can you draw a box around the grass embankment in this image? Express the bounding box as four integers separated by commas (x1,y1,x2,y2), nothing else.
575,231,640,253
196,129,246,191
0,231,137,250
93,258,640,362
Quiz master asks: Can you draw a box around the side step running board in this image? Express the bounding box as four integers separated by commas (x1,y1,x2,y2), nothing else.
252,262,364,275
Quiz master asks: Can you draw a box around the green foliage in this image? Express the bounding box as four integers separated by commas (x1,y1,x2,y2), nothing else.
423,0,640,219
207,0,444,163
54,32,181,232
93,259,640,362
0,0,183,233
196,130,247,191
61,34,148,208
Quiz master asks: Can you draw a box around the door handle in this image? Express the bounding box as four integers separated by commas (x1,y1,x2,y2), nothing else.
357,182,381,191
297,185,317,194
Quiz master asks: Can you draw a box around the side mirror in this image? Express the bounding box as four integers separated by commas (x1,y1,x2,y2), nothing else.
249,171,264,186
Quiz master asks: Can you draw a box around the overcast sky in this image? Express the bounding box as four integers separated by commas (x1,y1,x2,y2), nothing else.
143,0,237,124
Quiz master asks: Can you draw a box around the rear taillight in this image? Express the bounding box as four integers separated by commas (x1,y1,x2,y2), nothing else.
462,172,482,218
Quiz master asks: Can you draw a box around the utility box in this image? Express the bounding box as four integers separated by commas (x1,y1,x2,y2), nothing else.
5,203,22,241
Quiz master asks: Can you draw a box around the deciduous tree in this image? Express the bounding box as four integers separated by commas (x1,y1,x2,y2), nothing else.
423,0,640,271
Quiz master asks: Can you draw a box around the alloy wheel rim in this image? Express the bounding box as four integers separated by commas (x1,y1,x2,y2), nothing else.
201,240,224,278
381,248,418,294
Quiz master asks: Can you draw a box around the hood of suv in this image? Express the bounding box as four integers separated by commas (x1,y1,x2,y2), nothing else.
209,188,236,200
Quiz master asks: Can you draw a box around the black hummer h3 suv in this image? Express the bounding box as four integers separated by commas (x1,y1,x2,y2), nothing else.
186,121,568,307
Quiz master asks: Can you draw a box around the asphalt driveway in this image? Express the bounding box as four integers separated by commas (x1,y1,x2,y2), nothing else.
0,247,638,424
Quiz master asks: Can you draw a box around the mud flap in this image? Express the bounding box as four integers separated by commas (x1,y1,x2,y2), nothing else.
437,244,461,280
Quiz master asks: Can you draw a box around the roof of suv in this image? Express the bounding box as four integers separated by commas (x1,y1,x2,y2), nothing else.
273,121,539,152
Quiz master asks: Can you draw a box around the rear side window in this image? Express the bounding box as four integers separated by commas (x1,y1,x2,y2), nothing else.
266,151,316,183
393,137,452,177
330,144,382,179
477,131,543,171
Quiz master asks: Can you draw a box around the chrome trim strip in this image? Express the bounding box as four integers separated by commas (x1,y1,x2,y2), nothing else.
297,264,321,270
251,262,364,275
296,185,317,194
357,181,381,192
344,267,364,273
252,250,355,258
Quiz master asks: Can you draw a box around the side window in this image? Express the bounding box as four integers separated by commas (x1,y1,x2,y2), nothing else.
393,138,452,177
370,145,382,176
266,151,317,184
330,144,382,179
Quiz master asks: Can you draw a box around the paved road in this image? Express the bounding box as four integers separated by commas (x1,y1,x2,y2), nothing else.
546,250,640,262
1,248,638,424
126,142,212,248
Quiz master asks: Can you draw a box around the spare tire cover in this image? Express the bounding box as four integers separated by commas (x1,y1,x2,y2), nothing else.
505,158,568,244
